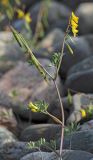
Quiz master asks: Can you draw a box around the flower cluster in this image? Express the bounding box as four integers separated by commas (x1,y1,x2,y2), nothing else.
28,100,48,113
71,12,79,37
80,109,86,118
16,9,32,23
80,104,93,118
28,102,39,112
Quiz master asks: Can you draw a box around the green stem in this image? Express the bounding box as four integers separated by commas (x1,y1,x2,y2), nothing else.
54,17,71,80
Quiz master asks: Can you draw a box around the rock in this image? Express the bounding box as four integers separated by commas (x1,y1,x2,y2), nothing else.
76,3,93,34
34,29,64,62
62,129,93,153
67,94,93,124
65,56,93,93
61,0,93,10
0,41,24,62
20,150,93,160
0,30,24,57
20,124,61,141
65,70,93,93
30,1,71,33
0,61,16,77
0,60,63,121
20,152,58,160
48,97,72,124
79,120,93,131
0,126,16,147
38,28,64,52
21,0,40,9
62,150,93,160
60,36,91,78
0,141,37,160
84,34,93,53
0,17,9,31
68,56,93,76
0,34,25,76
0,32,13,42
0,106,17,134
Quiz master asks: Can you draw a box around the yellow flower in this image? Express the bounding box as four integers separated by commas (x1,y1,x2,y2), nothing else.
28,102,39,112
72,12,79,23
16,9,32,23
1,0,9,6
71,12,79,37
17,9,25,19
71,19,78,28
72,28,78,35
24,13,32,23
80,109,86,118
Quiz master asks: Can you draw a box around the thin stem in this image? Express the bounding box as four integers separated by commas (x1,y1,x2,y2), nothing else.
54,17,71,80
43,144,60,157
54,80,64,159
45,111,65,127
27,49,54,81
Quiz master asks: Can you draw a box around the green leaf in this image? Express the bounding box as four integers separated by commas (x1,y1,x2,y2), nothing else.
65,122,80,135
51,53,61,68
27,138,46,149
11,27,25,49
67,89,72,105
27,138,56,151
66,35,75,44
11,27,49,82
66,42,74,55
34,100,49,112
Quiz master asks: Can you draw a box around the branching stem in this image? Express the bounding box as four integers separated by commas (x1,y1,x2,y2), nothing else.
45,111,65,127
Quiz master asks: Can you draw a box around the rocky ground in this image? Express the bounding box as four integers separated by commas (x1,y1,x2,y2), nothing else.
1,0,93,159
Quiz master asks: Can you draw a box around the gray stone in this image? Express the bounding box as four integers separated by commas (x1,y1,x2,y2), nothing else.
84,34,93,53
62,150,93,160
0,35,25,76
0,106,17,134
34,29,64,60
0,61,16,76
0,126,16,147
0,60,63,121
0,41,24,62
38,28,64,52
20,152,58,160
20,124,61,141
0,141,37,160
30,1,71,33
0,32,13,42
68,56,93,76
20,150,93,160
60,36,92,78
62,129,93,153
65,56,93,93
76,3,93,34
21,0,40,8
79,120,93,131
61,0,93,9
